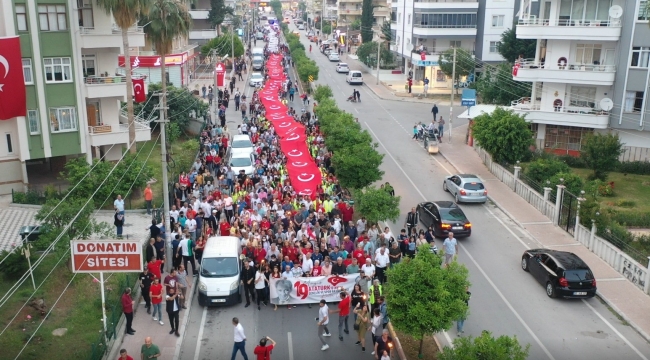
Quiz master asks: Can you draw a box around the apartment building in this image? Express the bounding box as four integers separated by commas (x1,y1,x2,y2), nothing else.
510,0,650,160
338,0,390,29
0,0,151,195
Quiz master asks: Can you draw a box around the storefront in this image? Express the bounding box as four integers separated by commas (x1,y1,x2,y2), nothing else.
118,50,198,88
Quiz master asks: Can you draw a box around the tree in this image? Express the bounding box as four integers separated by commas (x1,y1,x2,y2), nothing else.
350,19,362,31
298,1,306,12
208,0,234,35
549,172,584,196
380,21,392,44
471,107,533,164
581,133,624,181
360,0,374,43
96,0,150,154
201,32,245,58
439,331,530,360
143,0,192,124
270,0,282,16
332,143,384,189
356,42,392,67
497,25,536,63
353,186,401,224
133,84,208,130
439,47,475,93
524,158,571,185
474,62,531,105
386,245,471,357
313,85,333,102
322,23,332,35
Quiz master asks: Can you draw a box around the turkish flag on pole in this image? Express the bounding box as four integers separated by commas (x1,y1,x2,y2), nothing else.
0,36,27,120
132,78,146,103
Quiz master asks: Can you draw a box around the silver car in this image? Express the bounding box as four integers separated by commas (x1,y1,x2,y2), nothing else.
443,174,488,203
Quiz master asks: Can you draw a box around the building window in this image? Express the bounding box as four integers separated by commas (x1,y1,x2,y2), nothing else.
450,40,461,49
569,86,596,107
23,59,33,85
436,70,446,82
575,44,602,65
5,134,13,154
544,125,590,152
44,57,72,83
631,47,650,68
489,41,500,53
49,107,77,132
28,110,40,135
16,4,28,31
38,5,67,31
492,15,504,27
624,91,644,112
416,13,478,28
639,0,649,20
82,55,96,77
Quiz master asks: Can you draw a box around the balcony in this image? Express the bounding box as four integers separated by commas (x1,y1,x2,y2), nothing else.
516,17,621,41
339,8,362,15
84,75,127,99
411,52,440,66
413,24,477,37
414,0,478,10
79,25,145,49
513,60,615,86
189,9,210,20
189,29,218,40
87,122,151,147
511,98,609,129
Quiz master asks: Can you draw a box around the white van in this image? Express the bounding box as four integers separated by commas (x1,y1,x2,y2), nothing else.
346,70,363,85
198,236,242,306
252,47,264,58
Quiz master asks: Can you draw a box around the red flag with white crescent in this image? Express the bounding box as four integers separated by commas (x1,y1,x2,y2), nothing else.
0,36,27,120
133,78,146,103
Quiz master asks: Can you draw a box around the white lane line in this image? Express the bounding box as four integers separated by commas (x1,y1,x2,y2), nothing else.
288,332,294,360
355,108,359,114
582,300,649,360
546,243,584,247
364,122,555,359
520,221,554,225
193,307,208,360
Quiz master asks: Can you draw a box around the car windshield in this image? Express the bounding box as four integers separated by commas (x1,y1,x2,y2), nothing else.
201,257,239,278
251,75,263,81
463,182,485,190
232,139,253,148
439,208,467,221
230,157,252,167
564,269,594,281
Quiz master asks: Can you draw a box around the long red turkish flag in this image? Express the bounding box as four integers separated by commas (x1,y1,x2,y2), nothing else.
0,36,27,120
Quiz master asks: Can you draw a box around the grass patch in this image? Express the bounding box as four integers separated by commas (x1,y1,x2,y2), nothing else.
571,168,650,214
0,254,137,360
395,329,439,360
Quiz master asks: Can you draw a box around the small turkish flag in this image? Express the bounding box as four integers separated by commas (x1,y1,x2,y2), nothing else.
0,36,27,120
133,78,146,103
512,63,520,77
420,52,426,61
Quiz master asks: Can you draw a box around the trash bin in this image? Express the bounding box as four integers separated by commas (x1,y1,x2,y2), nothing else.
19,225,42,242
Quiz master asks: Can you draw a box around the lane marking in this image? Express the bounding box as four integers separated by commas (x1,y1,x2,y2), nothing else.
365,121,554,359
193,307,208,360
546,243,584,247
288,332,294,360
582,300,649,360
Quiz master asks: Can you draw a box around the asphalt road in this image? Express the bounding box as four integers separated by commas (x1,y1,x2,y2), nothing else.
178,21,650,360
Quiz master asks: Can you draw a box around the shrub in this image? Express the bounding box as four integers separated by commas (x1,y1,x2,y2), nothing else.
617,161,650,175
525,158,571,185
557,154,587,168
0,249,29,280
616,199,636,208
549,172,584,195
313,85,333,102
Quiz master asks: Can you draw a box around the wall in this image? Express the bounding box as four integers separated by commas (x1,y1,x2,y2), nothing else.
478,0,516,62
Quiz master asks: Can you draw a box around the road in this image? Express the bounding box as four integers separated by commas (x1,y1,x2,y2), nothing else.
178,21,650,360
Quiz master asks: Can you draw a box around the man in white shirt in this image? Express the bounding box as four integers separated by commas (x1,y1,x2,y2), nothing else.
114,195,125,223
178,236,197,276
224,195,234,220
301,253,313,275
317,300,332,350
282,265,294,279
169,205,180,224
374,245,390,284
361,258,376,281
186,217,197,240
231,317,249,359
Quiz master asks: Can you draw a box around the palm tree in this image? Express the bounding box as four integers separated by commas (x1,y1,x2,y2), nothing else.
96,0,150,154
143,0,192,120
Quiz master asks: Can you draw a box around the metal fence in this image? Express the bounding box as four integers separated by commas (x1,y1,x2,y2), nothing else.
558,189,578,235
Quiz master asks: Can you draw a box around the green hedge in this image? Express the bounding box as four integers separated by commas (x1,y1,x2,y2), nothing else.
284,32,319,84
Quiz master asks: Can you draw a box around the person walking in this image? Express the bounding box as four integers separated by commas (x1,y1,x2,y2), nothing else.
177,265,189,309
240,261,256,307
114,194,125,223
368,279,383,313
140,337,160,360
318,300,332,351
373,329,393,359
438,116,446,139
254,337,276,359
150,277,164,326
202,85,207,99
254,264,268,310
457,287,471,336
423,77,430,96
405,207,419,237
408,77,413,93
119,348,133,360
432,104,439,121
369,307,383,354
178,235,198,275
231,317,249,360
443,232,458,267
289,86,295,102
353,302,370,352
166,286,181,336
208,91,214,106
144,183,153,215
138,267,154,314
114,209,124,238
121,288,135,335
329,289,351,341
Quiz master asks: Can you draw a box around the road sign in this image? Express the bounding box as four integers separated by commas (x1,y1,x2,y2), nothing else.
70,240,143,273
461,88,476,107
308,75,314,82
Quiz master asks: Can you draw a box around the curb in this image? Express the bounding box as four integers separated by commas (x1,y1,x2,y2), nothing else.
173,276,199,359
387,322,408,360
433,332,444,353
103,284,143,360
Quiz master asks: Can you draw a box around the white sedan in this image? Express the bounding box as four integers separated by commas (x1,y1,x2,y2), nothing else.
249,72,264,87
336,63,350,73
328,53,340,62
229,153,255,176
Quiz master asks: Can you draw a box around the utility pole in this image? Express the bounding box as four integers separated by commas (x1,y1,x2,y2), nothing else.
154,93,172,273
449,46,457,144
320,0,323,38
375,37,381,85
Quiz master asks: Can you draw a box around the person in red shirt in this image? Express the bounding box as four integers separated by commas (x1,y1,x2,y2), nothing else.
121,288,135,335
118,349,134,360
254,336,276,360
343,254,353,267
219,218,231,236
353,243,366,266
254,244,267,264
149,277,164,324
260,217,271,232
286,243,299,263
311,260,322,276
340,202,354,226
329,289,351,341
147,257,163,281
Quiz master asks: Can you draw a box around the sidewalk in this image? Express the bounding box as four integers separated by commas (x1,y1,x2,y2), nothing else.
437,123,650,342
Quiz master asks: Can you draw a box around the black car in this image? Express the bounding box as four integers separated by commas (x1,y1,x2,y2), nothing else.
521,249,597,299
416,201,472,238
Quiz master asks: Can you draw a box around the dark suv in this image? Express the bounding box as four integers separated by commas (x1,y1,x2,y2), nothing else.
521,249,597,299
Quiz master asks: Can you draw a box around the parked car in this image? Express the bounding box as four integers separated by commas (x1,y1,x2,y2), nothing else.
336,63,350,73
323,48,332,56
19,225,46,242
416,201,472,238
328,53,340,62
521,249,597,299
443,174,488,203
249,72,264,87
346,70,363,85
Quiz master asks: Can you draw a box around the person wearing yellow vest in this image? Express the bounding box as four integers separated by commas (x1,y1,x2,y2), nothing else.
368,279,383,313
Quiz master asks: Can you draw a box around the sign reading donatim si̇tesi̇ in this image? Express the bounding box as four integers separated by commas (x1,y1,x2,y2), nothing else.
70,240,143,273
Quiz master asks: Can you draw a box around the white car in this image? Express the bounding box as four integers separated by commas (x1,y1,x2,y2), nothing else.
346,70,363,85
229,153,255,176
298,24,305,30
249,72,264,87
328,53,340,62
336,63,350,73
230,134,255,157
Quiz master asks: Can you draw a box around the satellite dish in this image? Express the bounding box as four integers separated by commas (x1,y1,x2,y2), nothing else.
600,98,614,111
609,5,623,18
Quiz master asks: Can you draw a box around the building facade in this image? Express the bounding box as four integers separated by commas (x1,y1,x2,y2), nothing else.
511,0,650,160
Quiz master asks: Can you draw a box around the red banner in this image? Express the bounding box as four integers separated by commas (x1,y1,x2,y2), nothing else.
259,54,322,196
0,36,27,120
133,78,146,103
215,62,226,87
